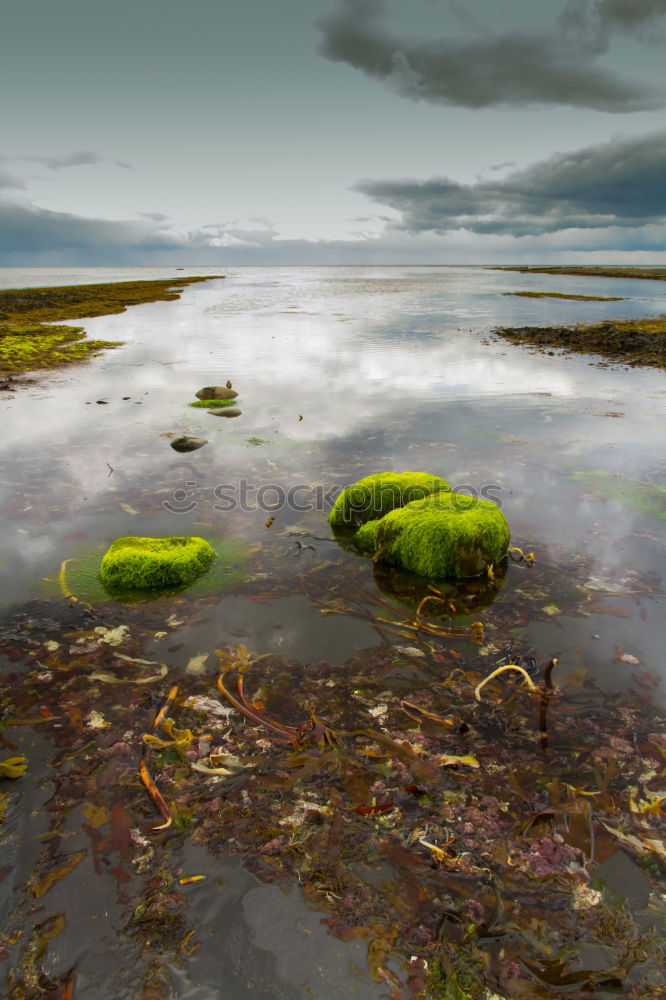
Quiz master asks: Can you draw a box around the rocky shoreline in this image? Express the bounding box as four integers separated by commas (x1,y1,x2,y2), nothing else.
494,320,666,370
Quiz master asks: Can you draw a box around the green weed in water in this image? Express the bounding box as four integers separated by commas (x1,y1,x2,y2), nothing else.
570,470,666,521
502,291,625,301
188,398,238,408
421,945,488,1000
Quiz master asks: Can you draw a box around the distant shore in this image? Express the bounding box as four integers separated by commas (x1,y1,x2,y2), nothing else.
0,275,224,382
493,264,666,282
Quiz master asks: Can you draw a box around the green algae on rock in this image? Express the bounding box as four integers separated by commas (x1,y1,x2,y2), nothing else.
54,534,247,603
352,517,383,552
329,472,451,531
355,492,510,579
99,537,215,592
188,398,238,408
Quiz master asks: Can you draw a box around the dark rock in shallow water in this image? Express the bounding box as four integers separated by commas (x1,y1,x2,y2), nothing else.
196,386,238,400
170,435,208,452
208,407,241,418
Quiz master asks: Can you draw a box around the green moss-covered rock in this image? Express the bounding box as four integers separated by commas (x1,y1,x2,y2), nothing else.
99,536,215,591
329,472,451,531
355,492,510,579
353,518,382,552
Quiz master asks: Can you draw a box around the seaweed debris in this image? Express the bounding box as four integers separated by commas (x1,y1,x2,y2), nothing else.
2,594,664,999
501,291,625,302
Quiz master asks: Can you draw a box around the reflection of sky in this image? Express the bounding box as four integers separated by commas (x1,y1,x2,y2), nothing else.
1,267,665,691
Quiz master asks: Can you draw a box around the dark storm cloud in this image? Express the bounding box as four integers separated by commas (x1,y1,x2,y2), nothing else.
0,200,181,257
559,0,666,44
3,127,665,263
318,0,663,110
355,130,666,236
0,201,284,264
1,193,664,266
598,0,666,29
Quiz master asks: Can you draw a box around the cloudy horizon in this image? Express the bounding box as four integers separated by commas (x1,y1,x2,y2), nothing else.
2,0,666,266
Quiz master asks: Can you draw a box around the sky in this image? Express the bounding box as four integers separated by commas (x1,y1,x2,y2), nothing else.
1,0,666,265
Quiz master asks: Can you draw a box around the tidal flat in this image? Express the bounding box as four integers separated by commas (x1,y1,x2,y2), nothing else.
0,276,224,378
1,265,665,1000
495,266,666,370
494,265,666,282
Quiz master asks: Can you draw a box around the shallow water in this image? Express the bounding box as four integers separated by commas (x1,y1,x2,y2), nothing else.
1,266,665,997
2,266,665,690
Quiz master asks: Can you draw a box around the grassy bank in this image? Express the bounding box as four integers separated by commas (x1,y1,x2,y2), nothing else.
502,291,625,302
0,275,224,378
492,265,666,282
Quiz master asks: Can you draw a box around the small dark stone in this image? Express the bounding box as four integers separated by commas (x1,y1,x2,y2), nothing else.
208,407,241,418
170,435,208,453
195,386,238,400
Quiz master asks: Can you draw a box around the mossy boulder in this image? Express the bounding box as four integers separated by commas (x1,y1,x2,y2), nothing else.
99,536,215,591
353,518,382,552
356,492,510,579
329,472,451,531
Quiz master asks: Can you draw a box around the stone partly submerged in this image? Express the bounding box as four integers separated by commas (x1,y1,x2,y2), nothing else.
99,536,215,592
208,407,241,418
328,471,451,532
170,435,207,453
195,386,238,400
356,493,510,579
330,472,510,580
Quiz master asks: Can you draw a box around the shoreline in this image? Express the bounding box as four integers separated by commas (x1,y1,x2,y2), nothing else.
4,266,666,383
0,275,224,382
492,265,666,282
492,266,666,369
494,316,666,370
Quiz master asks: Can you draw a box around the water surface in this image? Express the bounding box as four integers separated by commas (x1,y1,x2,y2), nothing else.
1,266,665,997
